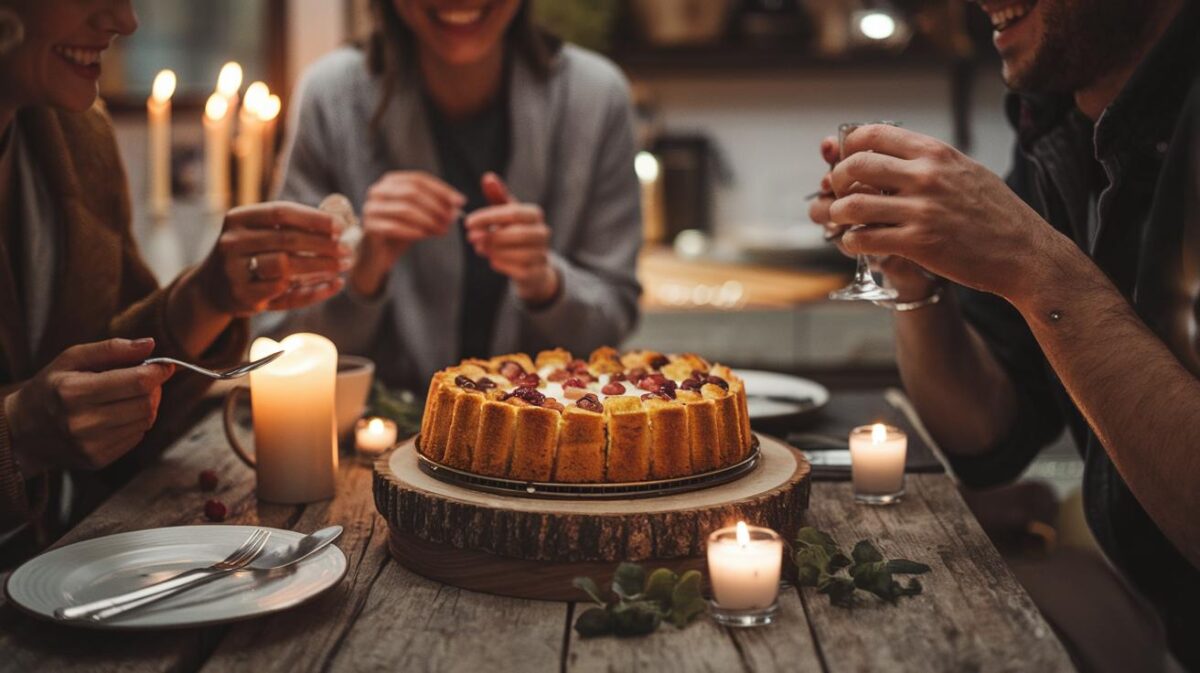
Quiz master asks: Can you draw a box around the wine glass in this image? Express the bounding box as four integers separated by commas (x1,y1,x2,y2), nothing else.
828,121,899,303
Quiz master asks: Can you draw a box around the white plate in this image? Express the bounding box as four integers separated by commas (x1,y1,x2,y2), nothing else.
5,525,347,630
737,369,830,421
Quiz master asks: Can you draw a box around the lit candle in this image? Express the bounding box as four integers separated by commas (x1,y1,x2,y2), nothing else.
247,333,339,503
259,93,282,194
849,423,907,504
355,417,398,458
203,93,231,212
706,521,783,622
237,81,269,205
147,69,176,219
216,61,243,105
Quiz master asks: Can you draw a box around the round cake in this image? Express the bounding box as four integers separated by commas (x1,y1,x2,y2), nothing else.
418,348,753,483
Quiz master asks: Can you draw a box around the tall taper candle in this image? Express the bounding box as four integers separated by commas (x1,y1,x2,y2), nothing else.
147,69,176,219
237,81,268,205
203,93,231,212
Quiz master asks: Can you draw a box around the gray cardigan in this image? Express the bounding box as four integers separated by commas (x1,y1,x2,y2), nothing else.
260,45,642,391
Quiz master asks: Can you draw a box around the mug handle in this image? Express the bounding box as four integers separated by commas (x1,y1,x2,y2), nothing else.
222,386,256,468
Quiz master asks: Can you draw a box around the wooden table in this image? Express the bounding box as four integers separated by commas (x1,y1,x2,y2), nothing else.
0,409,1075,672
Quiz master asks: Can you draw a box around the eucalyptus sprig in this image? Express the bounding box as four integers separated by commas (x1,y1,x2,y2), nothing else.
367,382,423,437
793,527,931,608
573,563,707,637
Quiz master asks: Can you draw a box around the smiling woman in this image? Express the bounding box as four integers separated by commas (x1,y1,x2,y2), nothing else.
0,0,355,560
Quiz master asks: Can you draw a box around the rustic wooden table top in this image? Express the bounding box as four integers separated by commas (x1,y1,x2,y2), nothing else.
0,409,1075,672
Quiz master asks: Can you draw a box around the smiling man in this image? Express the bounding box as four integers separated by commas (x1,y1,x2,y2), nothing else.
809,0,1199,666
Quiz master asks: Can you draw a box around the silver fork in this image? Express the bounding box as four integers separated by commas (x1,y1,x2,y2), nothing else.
56,529,271,622
143,350,284,380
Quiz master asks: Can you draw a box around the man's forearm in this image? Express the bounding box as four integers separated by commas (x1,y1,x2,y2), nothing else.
895,291,1019,456
1015,241,1200,568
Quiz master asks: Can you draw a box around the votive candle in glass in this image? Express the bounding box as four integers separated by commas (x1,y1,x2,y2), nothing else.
356,416,397,460
706,521,783,627
849,423,907,505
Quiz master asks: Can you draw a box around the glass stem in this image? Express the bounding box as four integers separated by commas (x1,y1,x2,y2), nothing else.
854,254,874,284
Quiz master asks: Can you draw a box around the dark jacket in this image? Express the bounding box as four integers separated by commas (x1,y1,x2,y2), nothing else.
949,3,1200,667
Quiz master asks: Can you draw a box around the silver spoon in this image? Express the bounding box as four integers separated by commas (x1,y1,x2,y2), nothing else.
143,350,284,380
61,525,344,622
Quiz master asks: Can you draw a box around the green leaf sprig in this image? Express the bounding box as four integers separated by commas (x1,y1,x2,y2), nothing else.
367,382,423,437
572,563,707,637
793,527,931,608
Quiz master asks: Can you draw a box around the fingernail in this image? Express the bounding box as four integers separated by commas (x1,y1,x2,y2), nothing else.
133,337,154,347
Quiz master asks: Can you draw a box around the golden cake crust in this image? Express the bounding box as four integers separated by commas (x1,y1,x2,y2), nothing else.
420,349,752,484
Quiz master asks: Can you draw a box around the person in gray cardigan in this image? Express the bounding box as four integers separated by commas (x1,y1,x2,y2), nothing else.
260,0,642,392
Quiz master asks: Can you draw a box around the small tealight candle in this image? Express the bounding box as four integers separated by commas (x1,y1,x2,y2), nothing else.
849,423,907,505
706,521,783,627
356,417,397,458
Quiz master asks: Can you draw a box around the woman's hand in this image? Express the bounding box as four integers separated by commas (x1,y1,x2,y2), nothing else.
3,338,175,475
168,202,350,357
351,171,466,298
194,202,350,316
809,135,939,303
465,172,559,305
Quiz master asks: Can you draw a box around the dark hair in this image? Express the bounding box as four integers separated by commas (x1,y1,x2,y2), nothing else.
365,0,560,129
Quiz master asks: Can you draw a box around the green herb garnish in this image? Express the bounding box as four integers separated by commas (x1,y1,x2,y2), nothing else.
794,527,931,607
572,563,707,637
367,382,423,437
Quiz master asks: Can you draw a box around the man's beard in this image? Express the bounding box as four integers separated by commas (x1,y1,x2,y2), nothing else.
1008,0,1151,94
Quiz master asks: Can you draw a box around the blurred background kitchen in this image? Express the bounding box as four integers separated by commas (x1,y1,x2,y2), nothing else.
103,0,1017,385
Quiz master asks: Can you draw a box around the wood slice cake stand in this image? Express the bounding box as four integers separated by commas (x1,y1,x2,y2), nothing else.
373,434,811,601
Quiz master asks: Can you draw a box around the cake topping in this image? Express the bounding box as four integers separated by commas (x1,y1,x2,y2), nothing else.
499,360,525,381
562,377,587,390
504,386,545,406
706,375,730,391
567,359,589,374
454,374,477,390
648,354,670,370
576,393,604,413
680,376,703,392
475,377,497,391
601,381,626,395
547,368,571,383
514,372,540,388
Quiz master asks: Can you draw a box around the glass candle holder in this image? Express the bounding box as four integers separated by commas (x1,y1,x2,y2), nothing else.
706,522,783,627
849,423,907,505
355,416,397,461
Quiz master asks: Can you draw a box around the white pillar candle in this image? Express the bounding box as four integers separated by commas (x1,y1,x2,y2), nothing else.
706,522,783,610
849,423,907,495
248,333,339,503
237,81,269,205
203,93,231,212
356,417,397,457
147,69,175,220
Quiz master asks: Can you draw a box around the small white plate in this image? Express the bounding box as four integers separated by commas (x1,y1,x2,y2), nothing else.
738,369,830,421
5,525,347,630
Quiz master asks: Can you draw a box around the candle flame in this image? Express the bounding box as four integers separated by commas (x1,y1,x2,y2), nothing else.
368,417,384,433
872,423,887,445
216,61,243,98
243,81,269,115
151,70,176,103
736,521,749,547
204,93,229,121
257,93,281,122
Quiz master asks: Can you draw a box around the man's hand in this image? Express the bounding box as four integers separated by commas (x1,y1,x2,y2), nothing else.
827,124,1071,301
352,171,465,298
808,135,939,303
4,338,175,475
464,172,560,305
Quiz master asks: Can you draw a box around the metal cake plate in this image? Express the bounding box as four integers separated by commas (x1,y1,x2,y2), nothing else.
414,435,762,500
